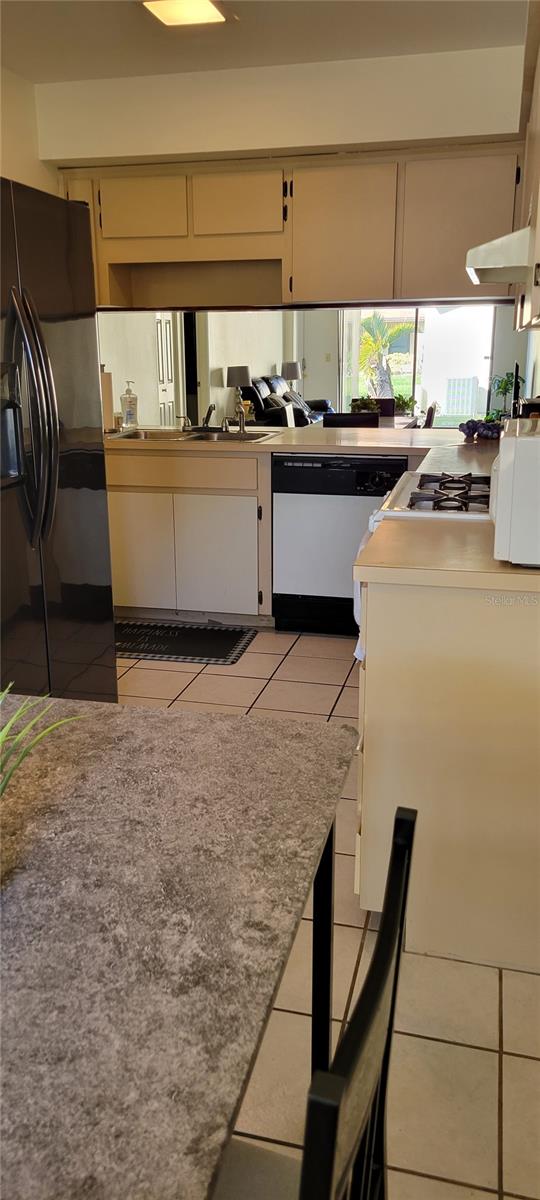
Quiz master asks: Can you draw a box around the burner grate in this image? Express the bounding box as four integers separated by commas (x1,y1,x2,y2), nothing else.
408,472,491,512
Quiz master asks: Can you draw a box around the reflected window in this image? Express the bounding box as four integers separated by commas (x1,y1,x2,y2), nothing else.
339,303,496,425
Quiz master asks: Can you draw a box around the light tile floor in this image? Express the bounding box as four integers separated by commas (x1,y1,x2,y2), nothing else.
116,631,540,1198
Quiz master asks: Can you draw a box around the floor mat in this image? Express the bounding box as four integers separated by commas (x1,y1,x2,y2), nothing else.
116,621,257,665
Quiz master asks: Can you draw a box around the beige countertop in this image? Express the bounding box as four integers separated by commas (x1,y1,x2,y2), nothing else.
354,518,540,591
419,440,499,477
105,425,462,458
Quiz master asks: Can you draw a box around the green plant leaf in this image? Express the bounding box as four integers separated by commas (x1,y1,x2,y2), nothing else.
0,701,56,770
0,716,81,798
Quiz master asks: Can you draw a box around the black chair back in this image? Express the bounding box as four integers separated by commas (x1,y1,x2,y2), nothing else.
376,397,395,418
323,413,379,428
299,807,416,1200
423,405,435,428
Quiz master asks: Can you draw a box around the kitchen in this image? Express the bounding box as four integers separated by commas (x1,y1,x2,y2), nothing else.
1,3,540,1198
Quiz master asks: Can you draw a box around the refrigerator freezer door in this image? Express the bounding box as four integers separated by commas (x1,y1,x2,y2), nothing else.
0,179,50,695
11,183,117,701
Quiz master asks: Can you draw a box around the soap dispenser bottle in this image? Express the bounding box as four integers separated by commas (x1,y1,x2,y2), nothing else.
120,380,138,428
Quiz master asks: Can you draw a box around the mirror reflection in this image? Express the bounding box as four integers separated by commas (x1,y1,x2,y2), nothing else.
97,301,523,431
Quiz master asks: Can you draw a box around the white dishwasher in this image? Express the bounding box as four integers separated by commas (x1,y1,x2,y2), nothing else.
272,454,407,632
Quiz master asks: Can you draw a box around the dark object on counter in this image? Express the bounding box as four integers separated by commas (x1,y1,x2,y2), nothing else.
518,399,540,418
116,620,257,664
1,178,116,702
323,412,379,427
423,404,435,428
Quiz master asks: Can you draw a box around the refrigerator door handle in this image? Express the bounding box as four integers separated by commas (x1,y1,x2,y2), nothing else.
22,289,60,544
6,288,49,549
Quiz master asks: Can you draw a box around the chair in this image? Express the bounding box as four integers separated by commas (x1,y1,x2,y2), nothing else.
214,807,417,1200
323,412,379,428
423,405,435,428
375,397,395,418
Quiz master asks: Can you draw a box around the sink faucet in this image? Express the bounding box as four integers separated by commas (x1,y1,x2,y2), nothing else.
202,404,216,428
235,398,246,435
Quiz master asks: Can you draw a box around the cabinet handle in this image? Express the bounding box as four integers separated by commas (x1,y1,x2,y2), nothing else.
283,203,288,223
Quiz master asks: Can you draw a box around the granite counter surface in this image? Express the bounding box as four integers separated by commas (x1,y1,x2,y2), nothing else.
1,698,356,1200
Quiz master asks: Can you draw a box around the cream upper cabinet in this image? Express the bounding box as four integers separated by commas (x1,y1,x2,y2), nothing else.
192,169,284,236
107,491,176,609
291,163,397,302
99,176,188,239
174,494,259,615
398,155,518,298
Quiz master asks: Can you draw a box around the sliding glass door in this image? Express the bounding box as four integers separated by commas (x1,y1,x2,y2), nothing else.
339,303,496,425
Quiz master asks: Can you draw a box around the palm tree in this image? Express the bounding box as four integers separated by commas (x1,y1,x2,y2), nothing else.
359,312,414,399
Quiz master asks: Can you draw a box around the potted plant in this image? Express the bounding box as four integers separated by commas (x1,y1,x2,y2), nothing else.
351,396,379,413
394,393,415,415
490,371,524,412
1,686,79,797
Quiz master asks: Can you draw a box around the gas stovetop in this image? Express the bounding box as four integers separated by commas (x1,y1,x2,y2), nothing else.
408,472,491,513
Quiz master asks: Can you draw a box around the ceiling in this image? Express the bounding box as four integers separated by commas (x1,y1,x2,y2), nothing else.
0,0,531,84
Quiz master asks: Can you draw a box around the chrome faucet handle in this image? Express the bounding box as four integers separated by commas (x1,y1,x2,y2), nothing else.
180,415,192,430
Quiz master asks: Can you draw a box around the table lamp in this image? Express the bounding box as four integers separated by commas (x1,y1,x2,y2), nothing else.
281,361,302,389
226,365,251,402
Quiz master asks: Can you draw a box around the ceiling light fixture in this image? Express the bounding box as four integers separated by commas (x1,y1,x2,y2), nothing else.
143,0,225,25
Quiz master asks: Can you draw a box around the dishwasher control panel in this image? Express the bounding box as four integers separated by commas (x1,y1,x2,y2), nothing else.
272,455,408,496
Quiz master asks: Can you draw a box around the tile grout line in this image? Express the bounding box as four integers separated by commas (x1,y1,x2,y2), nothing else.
498,967,504,1200
244,637,301,713
404,947,540,979
233,1129,304,1152
387,1163,499,1196
338,917,371,1043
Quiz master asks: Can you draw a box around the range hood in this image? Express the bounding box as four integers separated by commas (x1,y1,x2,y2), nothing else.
466,225,530,284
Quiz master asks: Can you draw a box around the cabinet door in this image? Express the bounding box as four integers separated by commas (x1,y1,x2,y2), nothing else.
292,164,397,302
399,155,517,298
192,170,284,235
174,494,259,614
100,176,188,239
107,491,176,608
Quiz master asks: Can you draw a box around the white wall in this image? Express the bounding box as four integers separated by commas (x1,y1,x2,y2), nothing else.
202,310,284,424
35,46,524,164
97,311,160,426
1,68,58,192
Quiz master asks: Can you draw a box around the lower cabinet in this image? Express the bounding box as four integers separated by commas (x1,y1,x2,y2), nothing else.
173,494,259,615
107,491,176,609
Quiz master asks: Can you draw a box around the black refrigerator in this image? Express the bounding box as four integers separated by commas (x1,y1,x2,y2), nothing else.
1,178,117,702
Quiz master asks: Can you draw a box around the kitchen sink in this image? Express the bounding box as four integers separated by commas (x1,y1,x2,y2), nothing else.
188,430,275,442
111,429,193,441
109,427,276,444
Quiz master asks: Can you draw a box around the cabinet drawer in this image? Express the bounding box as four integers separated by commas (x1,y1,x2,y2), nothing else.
106,453,258,490
192,170,284,235
100,176,188,239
